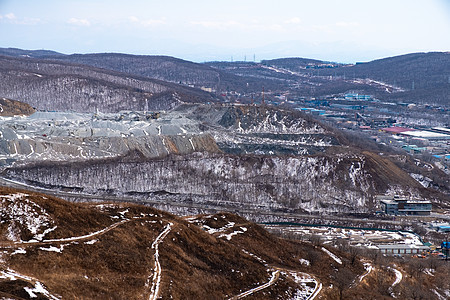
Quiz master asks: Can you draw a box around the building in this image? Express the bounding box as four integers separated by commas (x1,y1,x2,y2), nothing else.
400,130,450,141
377,244,429,255
345,93,372,101
378,196,432,216
402,144,427,154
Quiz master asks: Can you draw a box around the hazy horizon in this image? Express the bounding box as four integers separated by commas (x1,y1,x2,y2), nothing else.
1,0,449,63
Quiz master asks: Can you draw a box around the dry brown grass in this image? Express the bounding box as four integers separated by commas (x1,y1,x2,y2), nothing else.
1,187,446,299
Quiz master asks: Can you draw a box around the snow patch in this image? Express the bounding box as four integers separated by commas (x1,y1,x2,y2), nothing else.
39,245,64,252
299,258,310,266
0,193,53,242
321,247,342,264
410,173,432,188
242,249,266,264
218,227,247,240
11,248,27,255
0,269,60,300
284,271,319,300
390,267,402,286
203,221,235,234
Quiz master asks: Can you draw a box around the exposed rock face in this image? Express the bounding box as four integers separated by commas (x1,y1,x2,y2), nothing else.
0,104,338,166
189,105,340,155
0,134,219,164
1,103,438,215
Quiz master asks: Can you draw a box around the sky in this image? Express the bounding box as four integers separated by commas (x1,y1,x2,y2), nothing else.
0,0,449,63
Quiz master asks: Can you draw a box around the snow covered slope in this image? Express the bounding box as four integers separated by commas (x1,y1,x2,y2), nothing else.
4,151,425,215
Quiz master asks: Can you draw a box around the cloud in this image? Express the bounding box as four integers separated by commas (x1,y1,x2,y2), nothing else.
0,13,16,20
0,13,41,25
335,21,359,27
269,24,284,31
4,13,17,20
67,18,91,26
190,20,241,29
284,17,301,24
129,16,139,23
129,16,166,27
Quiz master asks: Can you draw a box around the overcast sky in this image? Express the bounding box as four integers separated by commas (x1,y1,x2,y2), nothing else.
0,0,449,62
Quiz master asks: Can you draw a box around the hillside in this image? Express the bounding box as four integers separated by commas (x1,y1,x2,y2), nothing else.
260,57,343,71
5,149,442,218
46,53,221,87
1,103,447,215
263,52,450,105
1,48,448,106
0,103,340,164
0,55,216,113
44,53,289,93
0,186,447,299
0,98,35,116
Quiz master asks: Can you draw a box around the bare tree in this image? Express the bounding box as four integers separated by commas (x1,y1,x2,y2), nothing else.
332,268,354,300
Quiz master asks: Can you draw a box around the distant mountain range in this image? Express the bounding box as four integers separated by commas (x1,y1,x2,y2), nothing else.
0,47,63,58
0,47,448,112
263,52,449,105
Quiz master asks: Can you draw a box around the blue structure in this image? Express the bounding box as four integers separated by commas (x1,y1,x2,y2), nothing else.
330,103,365,110
437,226,450,233
442,242,450,260
296,108,327,115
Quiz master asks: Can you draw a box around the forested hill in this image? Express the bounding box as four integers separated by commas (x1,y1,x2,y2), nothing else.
33,52,284,93
0,55,217,113
0,47,64,58
1,48,448,106
264,52,450,105
46,53,222,88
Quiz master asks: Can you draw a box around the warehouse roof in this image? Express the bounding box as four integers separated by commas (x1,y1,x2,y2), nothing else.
381,127,415,134
401,130,450,139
